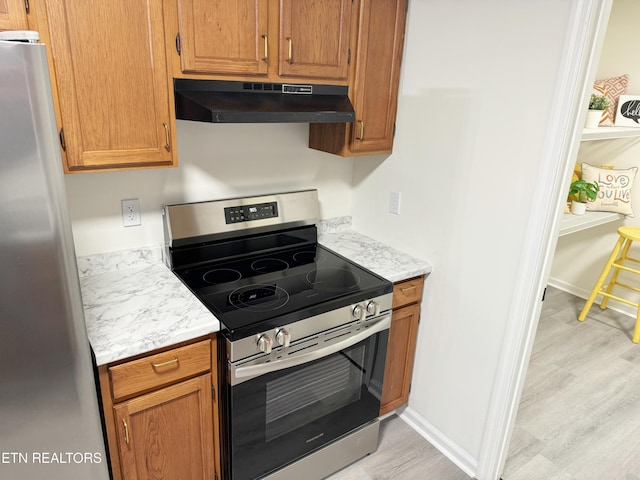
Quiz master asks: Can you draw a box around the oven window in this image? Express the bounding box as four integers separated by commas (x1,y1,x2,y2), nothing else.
225,329,388,480
265,346,365,442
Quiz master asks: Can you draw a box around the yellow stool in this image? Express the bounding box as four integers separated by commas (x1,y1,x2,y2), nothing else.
579,226,640,343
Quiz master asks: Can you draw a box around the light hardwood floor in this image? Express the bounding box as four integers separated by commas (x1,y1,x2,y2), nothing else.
330,286,640,480
327,415,470,479
502,286,640,480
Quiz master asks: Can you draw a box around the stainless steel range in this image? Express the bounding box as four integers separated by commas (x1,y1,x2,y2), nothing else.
163,190,392,480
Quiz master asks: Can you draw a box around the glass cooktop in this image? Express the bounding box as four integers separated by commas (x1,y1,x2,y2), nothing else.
173,244,392,338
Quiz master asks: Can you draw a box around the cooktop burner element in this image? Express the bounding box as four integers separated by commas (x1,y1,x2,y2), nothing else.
228,284,290,312
305,267,361,292
251,258,289,273
203,268,242,285
292,250,326,264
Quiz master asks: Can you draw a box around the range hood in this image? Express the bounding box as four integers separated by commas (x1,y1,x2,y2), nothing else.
174,79,355,124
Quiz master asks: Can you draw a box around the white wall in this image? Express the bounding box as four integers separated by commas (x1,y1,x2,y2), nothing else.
351,0,574,469
550,0,640,312
64,122,354,256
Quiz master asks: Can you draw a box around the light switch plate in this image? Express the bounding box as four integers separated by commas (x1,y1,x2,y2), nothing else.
389,191,401,215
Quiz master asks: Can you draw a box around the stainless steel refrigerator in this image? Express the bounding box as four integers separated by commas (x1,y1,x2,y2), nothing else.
0,36,110,479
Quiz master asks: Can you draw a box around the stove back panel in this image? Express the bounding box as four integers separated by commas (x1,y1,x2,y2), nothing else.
164,190,319,248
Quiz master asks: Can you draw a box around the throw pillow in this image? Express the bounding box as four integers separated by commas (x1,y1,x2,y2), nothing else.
581,163,637,216
594,74,629,126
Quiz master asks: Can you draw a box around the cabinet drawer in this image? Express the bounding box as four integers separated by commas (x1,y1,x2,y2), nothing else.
109,340,211,401
392,276,424,309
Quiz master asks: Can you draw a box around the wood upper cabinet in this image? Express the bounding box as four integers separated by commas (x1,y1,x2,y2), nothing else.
176,0,269,76
380,276,423,416
171,0,352,83
0,0,28,30
42,0,176,172
114,375,215,480
278,0,351,80
98,338,220,480
309,0,408,156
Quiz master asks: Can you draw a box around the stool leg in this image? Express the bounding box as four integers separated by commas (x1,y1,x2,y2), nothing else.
579,235,625,322
600,238,633,310
634,311,640,344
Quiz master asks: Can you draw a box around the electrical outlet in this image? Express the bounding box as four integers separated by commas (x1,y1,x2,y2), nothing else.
389,191,401,215
121,198,141,227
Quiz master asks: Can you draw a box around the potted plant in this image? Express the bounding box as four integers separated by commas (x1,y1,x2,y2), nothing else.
585,93,610,128
569,179,599,214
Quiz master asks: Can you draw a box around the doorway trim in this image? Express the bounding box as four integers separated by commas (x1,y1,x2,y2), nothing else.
475,1,613,479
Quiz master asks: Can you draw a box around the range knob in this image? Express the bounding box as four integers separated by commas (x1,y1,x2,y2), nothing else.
257,334,273,354
276,328,291,347
352,304,367,321
366,301,381,316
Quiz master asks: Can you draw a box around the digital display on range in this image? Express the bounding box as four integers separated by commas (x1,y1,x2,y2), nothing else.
224,201,278,224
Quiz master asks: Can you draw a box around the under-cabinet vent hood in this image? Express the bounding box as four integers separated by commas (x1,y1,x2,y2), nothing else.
174,79,355,124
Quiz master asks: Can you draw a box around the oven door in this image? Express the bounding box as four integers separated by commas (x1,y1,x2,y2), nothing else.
223,316,389,480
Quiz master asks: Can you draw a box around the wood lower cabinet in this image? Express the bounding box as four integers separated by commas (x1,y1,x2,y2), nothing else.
114,375,214,480
98,338,220,480
380,276,424,416
309,0,408,156
0,0,28,30
170,0,352,83
40,0,176,172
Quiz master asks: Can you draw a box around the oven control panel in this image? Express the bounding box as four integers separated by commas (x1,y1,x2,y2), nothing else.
227,292,393,363
224,201,278,224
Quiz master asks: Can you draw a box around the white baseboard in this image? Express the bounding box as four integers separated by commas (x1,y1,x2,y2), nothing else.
398,407,477,478
547,277,636,318
546,277,589,299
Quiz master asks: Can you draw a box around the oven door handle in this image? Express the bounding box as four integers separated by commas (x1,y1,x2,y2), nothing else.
230,315,391,385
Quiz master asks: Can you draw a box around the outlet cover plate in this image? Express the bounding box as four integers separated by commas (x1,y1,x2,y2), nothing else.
121,198,141,227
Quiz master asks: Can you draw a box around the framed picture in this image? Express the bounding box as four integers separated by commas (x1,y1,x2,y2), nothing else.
615,95,640,127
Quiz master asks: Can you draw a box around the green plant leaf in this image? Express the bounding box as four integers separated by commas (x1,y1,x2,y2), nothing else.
589,93,610,110
569,178,599,203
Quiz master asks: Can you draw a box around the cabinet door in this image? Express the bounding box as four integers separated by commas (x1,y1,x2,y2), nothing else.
114,374,215,480
177,0,269,75
380,303,419,416
350,0,407,153
44,0,175,171
308,0,407,156
0,0,27,30
278,0,351,80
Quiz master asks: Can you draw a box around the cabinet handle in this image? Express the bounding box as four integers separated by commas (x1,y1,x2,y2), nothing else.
151,356,179,371
175,33,181,56
163,123,170,152
401,285,417,293
286,37,292,63
59,128,67,151
122,419,130,445
356,120,364,140
262,35,268,61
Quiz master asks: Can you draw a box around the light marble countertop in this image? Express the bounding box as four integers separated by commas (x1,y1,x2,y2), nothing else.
79,221,431,366
319,231,432,282
79,246,220,366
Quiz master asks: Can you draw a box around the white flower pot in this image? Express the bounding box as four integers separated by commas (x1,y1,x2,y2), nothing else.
571,200,587,215
585,109,604,128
